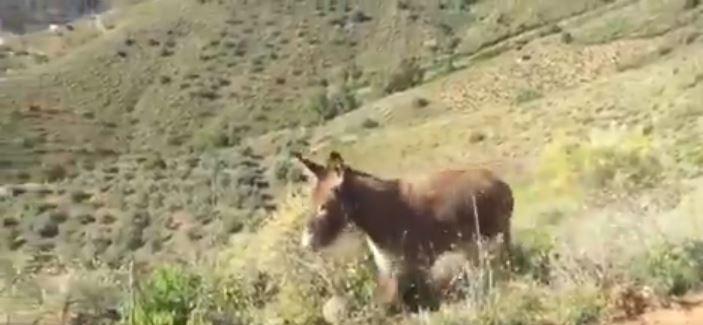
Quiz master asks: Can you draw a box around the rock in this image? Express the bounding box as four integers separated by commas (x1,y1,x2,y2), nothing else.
339,134,358,144
0,186,9,199
423,38,439,51
18,183,53,195
322,295,349,325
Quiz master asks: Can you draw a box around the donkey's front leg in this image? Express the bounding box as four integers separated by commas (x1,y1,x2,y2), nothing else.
375,273,400,306
366,237,403,309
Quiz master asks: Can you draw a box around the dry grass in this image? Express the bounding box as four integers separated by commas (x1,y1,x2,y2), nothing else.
2,157,702,324
119,191,702,325
115,160,703,324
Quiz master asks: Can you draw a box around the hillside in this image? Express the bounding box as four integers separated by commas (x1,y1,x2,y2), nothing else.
1,0,702,324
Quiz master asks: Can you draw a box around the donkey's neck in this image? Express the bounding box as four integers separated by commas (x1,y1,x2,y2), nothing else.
345,171,406,247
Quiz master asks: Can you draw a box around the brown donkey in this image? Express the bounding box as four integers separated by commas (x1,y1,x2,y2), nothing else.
294,151,514,309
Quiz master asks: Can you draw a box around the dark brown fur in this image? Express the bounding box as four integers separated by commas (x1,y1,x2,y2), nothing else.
295,151,514,309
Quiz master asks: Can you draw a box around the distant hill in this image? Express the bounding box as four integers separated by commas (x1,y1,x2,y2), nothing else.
0,0,106,34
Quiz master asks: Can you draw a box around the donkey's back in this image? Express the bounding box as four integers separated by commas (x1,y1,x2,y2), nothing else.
402,168,514,256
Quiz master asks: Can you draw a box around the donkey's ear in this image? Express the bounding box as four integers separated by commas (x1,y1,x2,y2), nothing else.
292,151,325,178
326,151,345,174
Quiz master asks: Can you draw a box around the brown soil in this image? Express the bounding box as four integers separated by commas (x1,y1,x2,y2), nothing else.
616,294,703,325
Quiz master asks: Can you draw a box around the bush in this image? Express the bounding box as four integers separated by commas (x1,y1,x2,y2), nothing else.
306,90,331,119
308,86,360,121
511,228,557,284
536,128,665,196
361,118,380,129
71,190,93,203
383,57,425,94
36,216,60,238
191,118,234,150
119,212,149,251
64,269,126,323
684,0,700,10
210,193,386,324
43,164,68,182
412,97,430,108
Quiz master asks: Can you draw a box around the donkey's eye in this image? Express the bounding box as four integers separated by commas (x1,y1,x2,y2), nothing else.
332,187,342,196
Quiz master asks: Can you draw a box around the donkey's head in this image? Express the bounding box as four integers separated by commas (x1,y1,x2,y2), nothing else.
294,151,351,252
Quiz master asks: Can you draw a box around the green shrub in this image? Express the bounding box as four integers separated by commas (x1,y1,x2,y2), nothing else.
511,228,557,284
127,265,202,325
330,254,378,314
631,239,703,296
307,90,332,120
515,88,542,104
273,159,301,183
196,272,261,324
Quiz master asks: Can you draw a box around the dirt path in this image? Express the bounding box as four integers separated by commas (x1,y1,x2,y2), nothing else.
616,294,703,325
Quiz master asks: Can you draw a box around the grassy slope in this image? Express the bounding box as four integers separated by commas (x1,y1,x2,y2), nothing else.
0,0,486,183
0,0,702,324
232,1,703,323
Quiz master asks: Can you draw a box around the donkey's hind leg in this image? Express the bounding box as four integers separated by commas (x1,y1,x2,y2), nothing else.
500,228,513,272
429,250,473,302
459,235,508,274
482,231,513,280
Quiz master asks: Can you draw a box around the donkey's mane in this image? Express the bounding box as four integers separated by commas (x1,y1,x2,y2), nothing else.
347,167,399,184
347,167,380,180
346,167,401,196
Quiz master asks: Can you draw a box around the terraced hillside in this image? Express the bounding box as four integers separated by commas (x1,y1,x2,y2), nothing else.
2,0,635,183
0,0,702,324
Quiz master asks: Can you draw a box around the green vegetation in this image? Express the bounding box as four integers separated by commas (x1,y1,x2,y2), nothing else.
515,88,543,104
534,128,666,197
2,0,703,323
383,58,426,95
307,85,360,122
631,240,703,296
127,266,201,325
113,185,703,325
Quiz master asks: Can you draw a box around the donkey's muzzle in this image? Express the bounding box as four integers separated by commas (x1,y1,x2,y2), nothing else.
300,228,320,251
